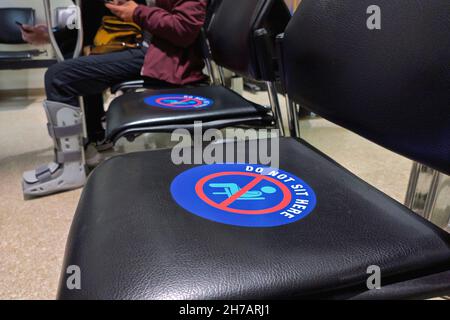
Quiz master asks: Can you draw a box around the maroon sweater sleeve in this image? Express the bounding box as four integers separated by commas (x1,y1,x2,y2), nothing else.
133,0,207,48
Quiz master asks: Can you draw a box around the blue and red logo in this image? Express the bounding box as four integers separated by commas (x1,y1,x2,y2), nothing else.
144,94,213,110
171,164,317,228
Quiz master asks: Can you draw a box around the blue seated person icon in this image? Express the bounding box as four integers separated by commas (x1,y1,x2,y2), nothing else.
209,183,277,201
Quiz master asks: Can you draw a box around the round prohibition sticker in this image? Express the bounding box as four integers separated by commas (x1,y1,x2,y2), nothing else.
170,164,317,227
144,94,213,110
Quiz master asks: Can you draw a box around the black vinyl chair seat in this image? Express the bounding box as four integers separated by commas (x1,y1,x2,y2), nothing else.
0,8,43,63
58,138,450,300
106,85,273,142
0,8,35,44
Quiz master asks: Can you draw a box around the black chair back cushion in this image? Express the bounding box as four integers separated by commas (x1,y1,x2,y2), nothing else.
205,0,222,29
207,0,291,81
283,0,450,174
0,8,35,44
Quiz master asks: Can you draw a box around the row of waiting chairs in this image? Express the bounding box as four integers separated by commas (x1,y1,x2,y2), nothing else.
57,0,450,300
104,0,290,143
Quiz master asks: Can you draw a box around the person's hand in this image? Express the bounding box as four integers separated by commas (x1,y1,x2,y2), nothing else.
21,24,50,45
105,1,139,22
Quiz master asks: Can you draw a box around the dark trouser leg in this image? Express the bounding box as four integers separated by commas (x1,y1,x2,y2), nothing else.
45,47,147,141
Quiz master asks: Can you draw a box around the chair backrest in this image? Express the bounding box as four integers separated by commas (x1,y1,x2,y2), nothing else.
207,0,291,81
0,8,35,44
199,0,222,60
205,0,222,29
282,0,450,174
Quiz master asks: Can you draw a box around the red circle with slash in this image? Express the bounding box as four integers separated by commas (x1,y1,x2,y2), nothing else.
155,96,204,108
195,172,292,215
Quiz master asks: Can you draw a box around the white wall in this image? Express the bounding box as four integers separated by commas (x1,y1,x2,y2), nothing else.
0,0,72,91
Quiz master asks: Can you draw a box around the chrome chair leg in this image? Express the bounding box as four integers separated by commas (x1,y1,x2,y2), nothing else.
285,94,300,138
423,170,441,220
266,81,285,136
405,162,421,209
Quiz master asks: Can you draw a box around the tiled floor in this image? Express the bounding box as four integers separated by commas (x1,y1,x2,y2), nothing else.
0,90,414,300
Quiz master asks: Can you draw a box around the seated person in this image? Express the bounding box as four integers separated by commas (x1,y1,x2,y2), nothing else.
20,0,123,146
22,0,208,197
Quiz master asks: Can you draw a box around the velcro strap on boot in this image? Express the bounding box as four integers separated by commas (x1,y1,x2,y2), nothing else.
35,165,53,183
47,123,83,139
56,151,83,163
